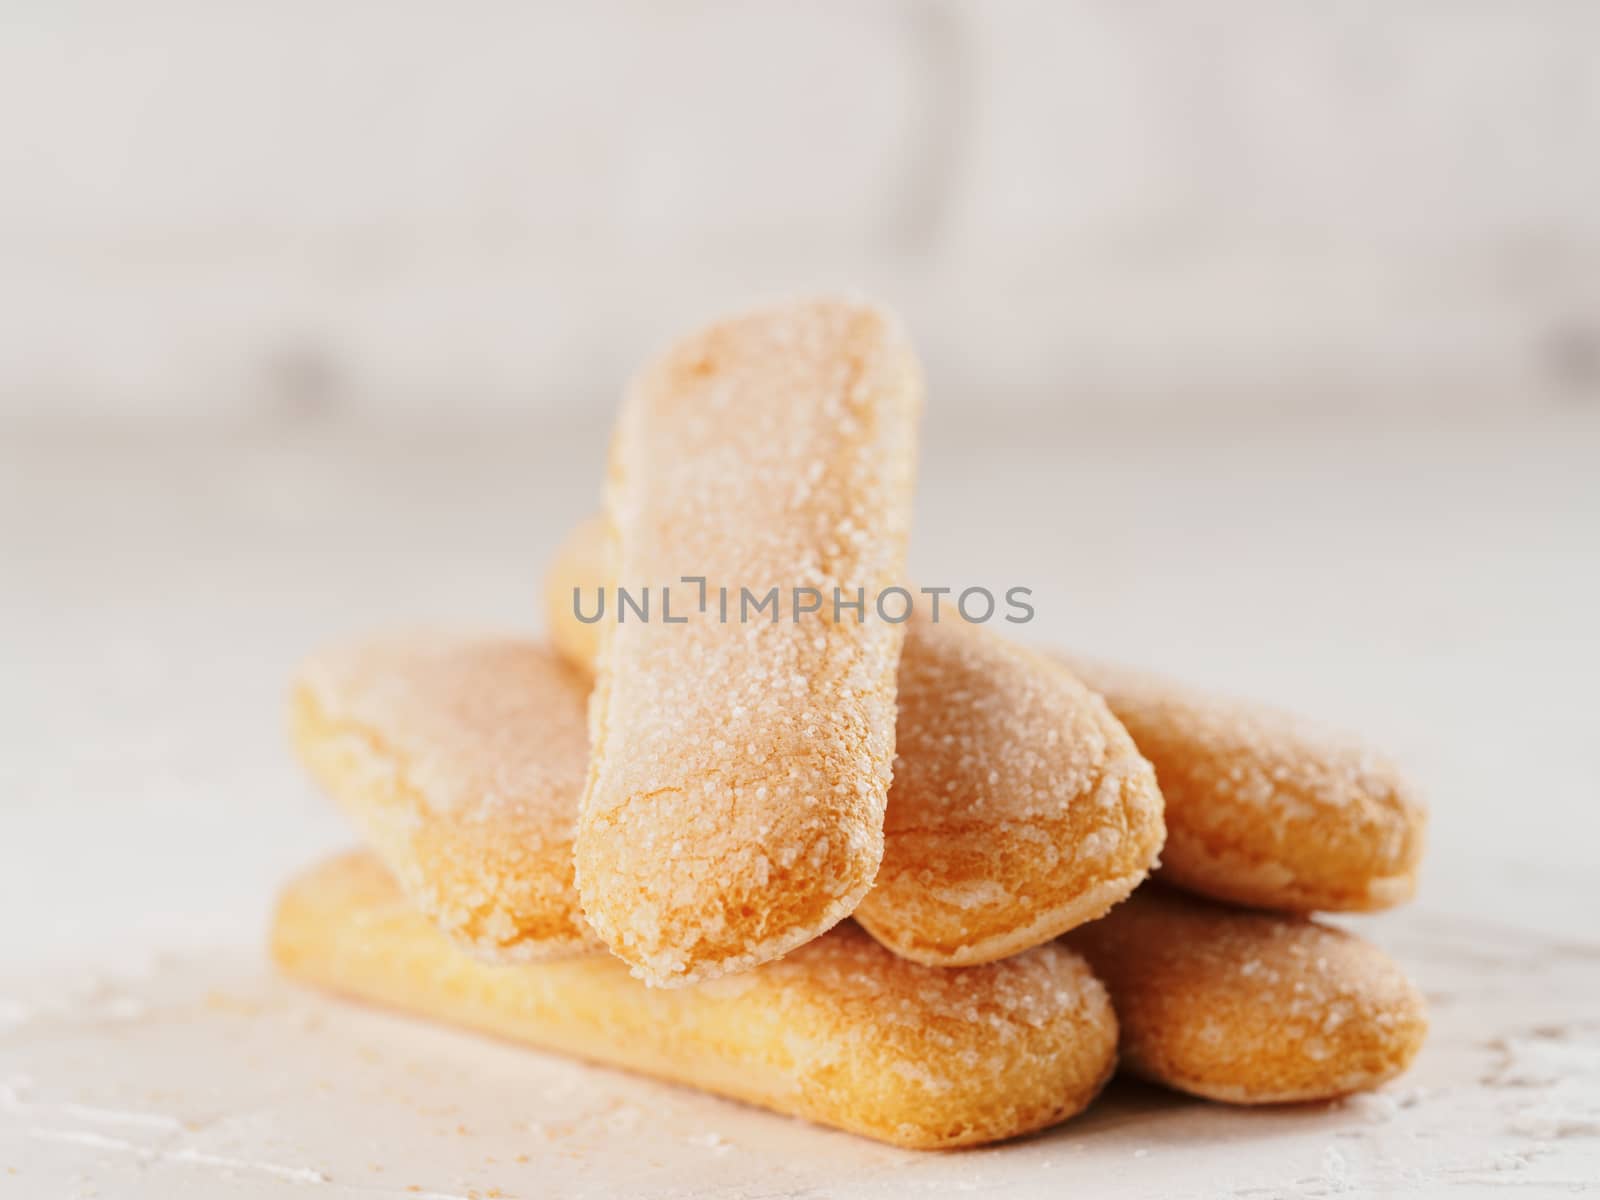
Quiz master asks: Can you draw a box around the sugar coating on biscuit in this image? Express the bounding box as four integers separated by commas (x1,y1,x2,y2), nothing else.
580,299,922,985
272,852,1118,1149
547,522,1165,967
291,633,598,960
1066,887,1427,1103
854,615,1165,964
1058,656,1426,912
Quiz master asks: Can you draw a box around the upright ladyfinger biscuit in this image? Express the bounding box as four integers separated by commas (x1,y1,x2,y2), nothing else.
290,633,599,961
1064,887,1427,1104
1056,656,1426,912
547,519,1166,966
581,299,921,985
272,852,1119,1150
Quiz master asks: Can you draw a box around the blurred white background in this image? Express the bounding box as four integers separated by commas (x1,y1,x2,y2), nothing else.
4,0,1598,431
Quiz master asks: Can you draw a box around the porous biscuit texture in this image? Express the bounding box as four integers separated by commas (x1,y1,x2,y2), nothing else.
855,615,1165,964
546,522,1166,966
272,852,1119,1149
1057,655,1426,912
290,633,599,961
1065,887,1427,1103
580,298,922,985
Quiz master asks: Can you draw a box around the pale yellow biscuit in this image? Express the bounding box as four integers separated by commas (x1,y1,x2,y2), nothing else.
581,299,922,985
862,616,1164,964
272,852,1118,1149
1056,656,1426,912
290,633,599,961
1064,887,1427,1104
547,520,1166,966
543,514,610,671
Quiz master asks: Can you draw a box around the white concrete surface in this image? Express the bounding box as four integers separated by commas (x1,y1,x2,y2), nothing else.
3,413,1598,1195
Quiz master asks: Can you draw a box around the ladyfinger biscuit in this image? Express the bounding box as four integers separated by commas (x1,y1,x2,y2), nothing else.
860,615,1164,965
272,852,1119,1150
543,514,611,672
1064,887,1427,1104
581,299,921,985
290,633,599,961
546,519,1166,966
1056,656,1426,913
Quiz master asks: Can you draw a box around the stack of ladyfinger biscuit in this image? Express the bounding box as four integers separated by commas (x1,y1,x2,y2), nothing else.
272,299,1429,1150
